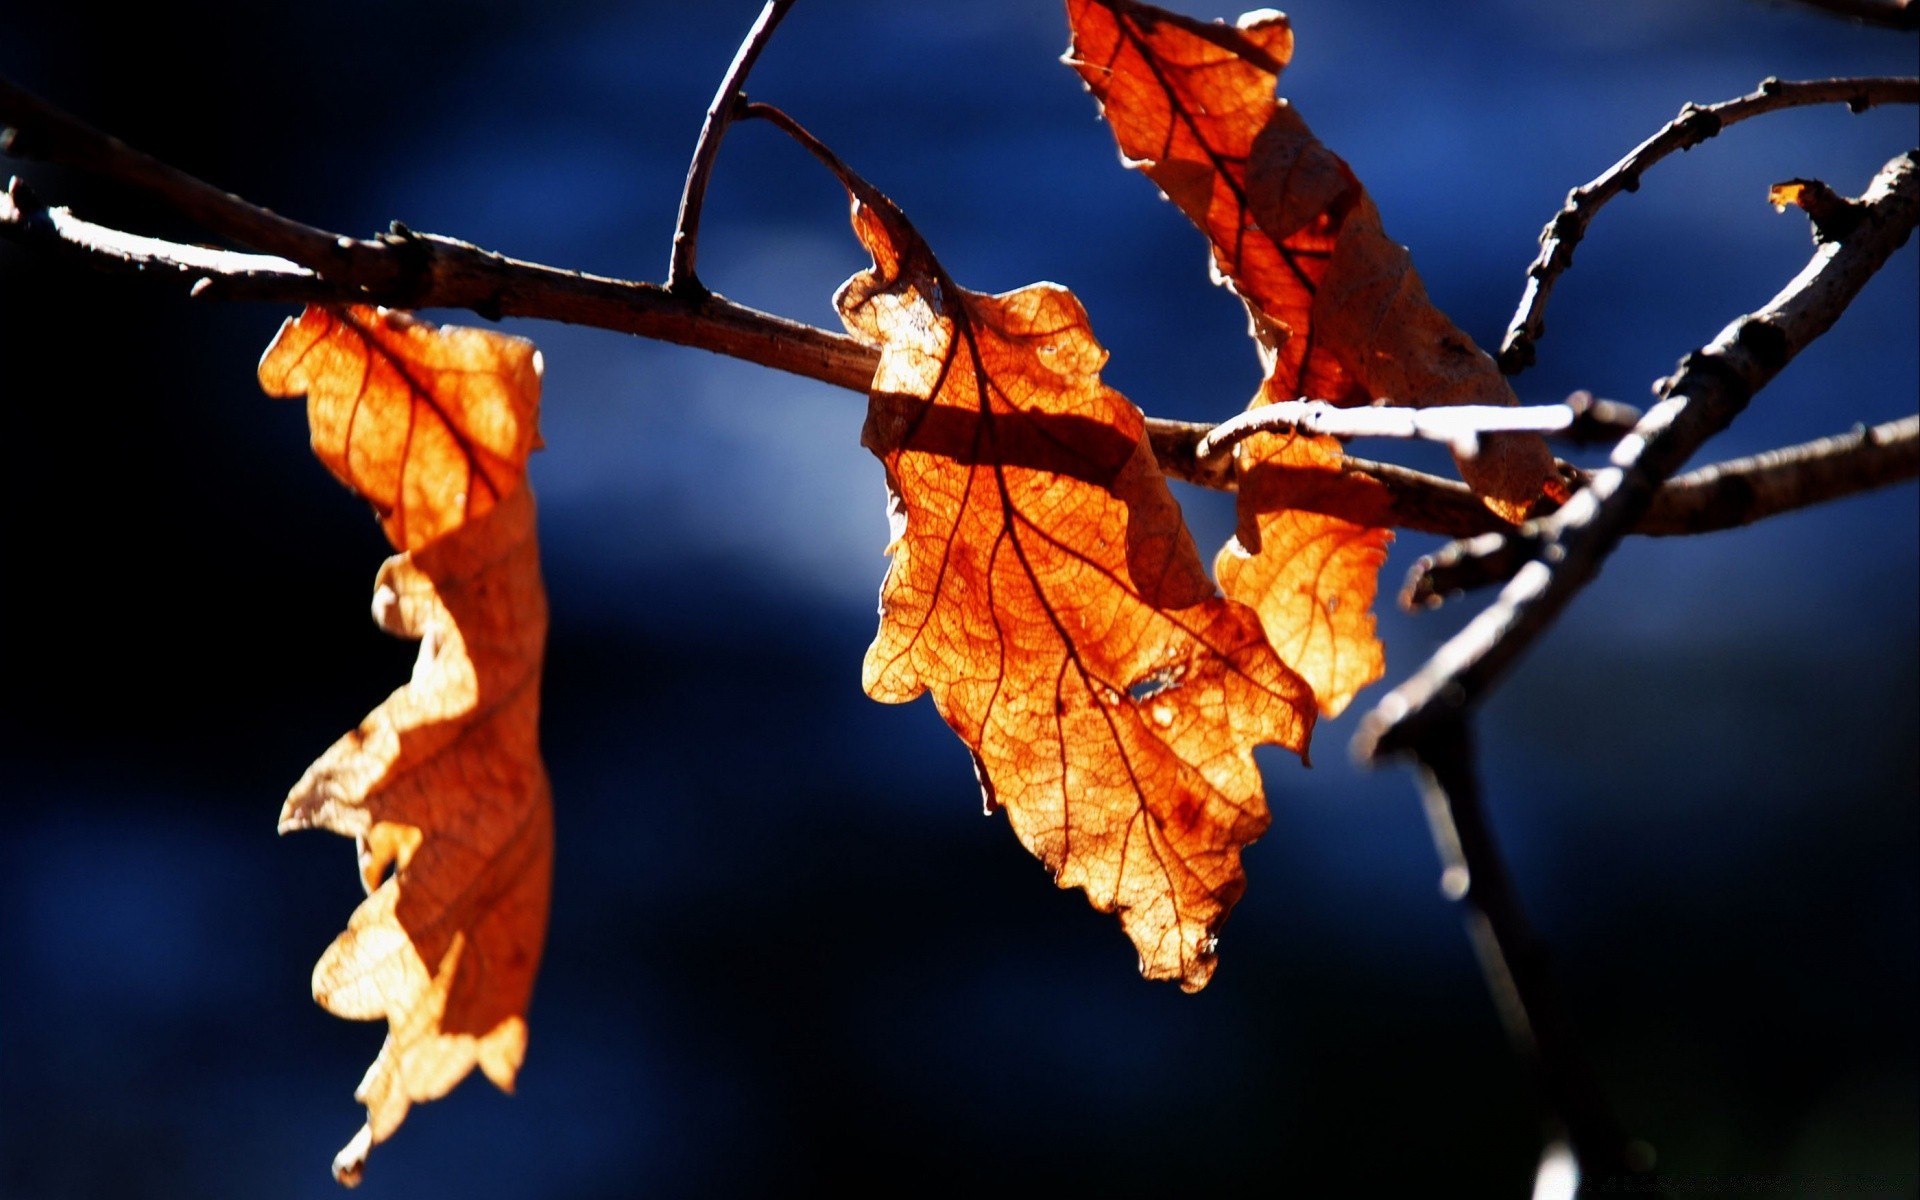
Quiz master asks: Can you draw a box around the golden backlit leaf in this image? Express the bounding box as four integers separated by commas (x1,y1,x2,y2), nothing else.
1067,0,1557,712
836,179,1314,991
1218,431,1392,718
257,305,543,553
259,305,551,1186
1065,0,1554,520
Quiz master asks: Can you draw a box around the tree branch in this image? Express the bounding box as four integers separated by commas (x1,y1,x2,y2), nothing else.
9,170,1911,557
1195,392,1642,460
1779,0,1919,30
1497,76,1918,374
1404,413,1920,604
4,75,1912,565
1409,714,1647,1194
1357,149,1920,764
666,0,798,296
1637,412,1920,533
0,76,412,290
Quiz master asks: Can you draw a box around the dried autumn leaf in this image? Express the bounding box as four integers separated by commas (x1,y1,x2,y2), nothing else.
258,305,551,1186
1768,180,1813,212
1217,431,1391,717
1066,0,1556,711
1065,0,1553,519
836,176,1314,991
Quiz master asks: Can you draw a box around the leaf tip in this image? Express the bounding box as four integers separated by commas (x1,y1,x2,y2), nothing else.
477,1016,529,1092
331,1124,372,1188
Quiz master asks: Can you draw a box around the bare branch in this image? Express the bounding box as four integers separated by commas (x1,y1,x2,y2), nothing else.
1778,0,1919,29
1404,414,1920,603
12,167,1907,561
0,76,409,289
666,0,798,296
1357,149,1920,764
1639,413,1919,533
0,161,882,390
1497,76,1918,375
1408,714,1648,1192
2,176,306,282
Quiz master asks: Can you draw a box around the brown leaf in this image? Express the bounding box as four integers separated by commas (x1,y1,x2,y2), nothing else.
259,305,551,1186
836,181,1314,991
1066,0,1556,711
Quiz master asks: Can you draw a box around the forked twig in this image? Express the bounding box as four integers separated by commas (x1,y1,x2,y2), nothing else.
1497,76,1918,373
1358,149,1920,763
1405,414,1920,604
666,0,798,296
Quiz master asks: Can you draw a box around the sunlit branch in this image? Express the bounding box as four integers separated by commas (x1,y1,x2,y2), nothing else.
1497,75,1918,374
1194,391,1641,460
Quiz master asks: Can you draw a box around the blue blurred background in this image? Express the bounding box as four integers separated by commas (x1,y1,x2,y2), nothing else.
2,1,1914,1195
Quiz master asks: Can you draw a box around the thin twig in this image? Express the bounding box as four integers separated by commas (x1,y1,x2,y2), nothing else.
1404,413,1920,603
0,77,410,290
666,0,798,296
1410,714,1648,1193
1358,149,1920,763
0,166,880,383
1,176,307,280
1497,76,1918,374
1780,0,1919,29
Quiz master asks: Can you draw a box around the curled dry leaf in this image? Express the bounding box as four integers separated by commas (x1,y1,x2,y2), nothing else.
258,306,551,1186
1066,0,1557,709
836,176,1314,990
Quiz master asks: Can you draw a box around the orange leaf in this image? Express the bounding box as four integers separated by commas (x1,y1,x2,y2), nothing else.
1768,180,1811,212
1219,431,1392,718
259,305,551,1186
837,182,1314,991
1065,0,1553,521
1067,0,1554,713
257,305,543,553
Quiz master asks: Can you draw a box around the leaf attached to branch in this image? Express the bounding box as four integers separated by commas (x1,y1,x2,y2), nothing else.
1066,0,1557,711
259,305,552,1186
1218,431,1393,717
836,178,1314,991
